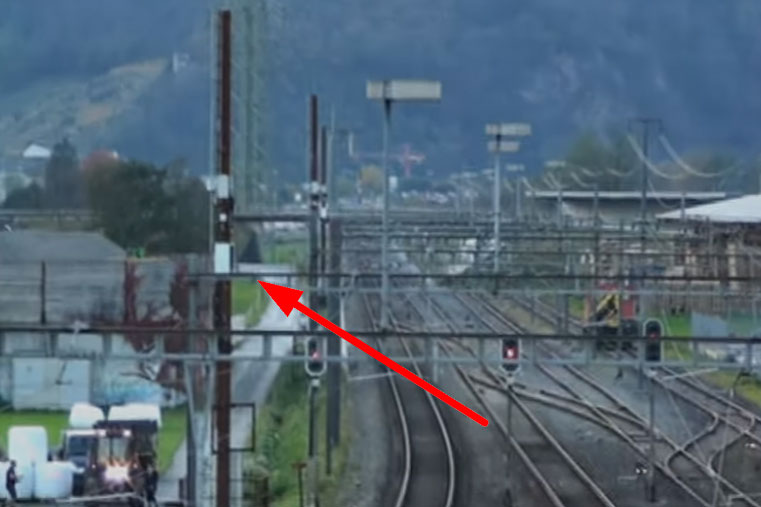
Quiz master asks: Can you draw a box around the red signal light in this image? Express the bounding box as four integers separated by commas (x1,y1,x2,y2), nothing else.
505,347,517,360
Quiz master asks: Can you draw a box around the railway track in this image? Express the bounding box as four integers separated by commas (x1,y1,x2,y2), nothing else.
475,293,761,507
519,295,761,473
360,292,456,507
400,292,618,507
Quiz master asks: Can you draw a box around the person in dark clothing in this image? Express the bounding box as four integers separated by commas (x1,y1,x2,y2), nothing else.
5,460,18,506
144,464,158,507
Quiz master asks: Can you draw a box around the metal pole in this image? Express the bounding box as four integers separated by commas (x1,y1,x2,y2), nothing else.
297,466,305,507
308,95,319,314
328,109,336,211
243,4,255,213
506,376,513,486
493,136,502,274
186,282,198,507
647,370,656,502
207,8,217,272
326,219,342,475
514,173,521,220
640,123,648,245
214,10,233,507
307,379,319,507
380,99,391,330
320,126,328,294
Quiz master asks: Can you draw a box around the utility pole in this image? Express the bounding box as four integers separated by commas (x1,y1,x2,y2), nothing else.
326,218,342,475
319,125,328,297
505,375,514,500
307,377,320,507
306,95,320,507
629,117,662,253
367,79,442,329
380,99,391,329
629,117,662,380
485,123,531,274
213,10,233,507
492,134,502,274
647,369,656,502
308,95,320,314
243,4,255,213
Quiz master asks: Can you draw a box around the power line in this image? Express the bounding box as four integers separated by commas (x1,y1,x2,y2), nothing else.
659,134,736,179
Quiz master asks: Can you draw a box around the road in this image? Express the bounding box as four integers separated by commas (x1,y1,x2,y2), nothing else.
158,265,302,505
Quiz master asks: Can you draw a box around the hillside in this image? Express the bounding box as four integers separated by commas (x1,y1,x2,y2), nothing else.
1,0,760,183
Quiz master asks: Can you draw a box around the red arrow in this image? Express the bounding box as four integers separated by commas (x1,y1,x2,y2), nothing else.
258,280,489,427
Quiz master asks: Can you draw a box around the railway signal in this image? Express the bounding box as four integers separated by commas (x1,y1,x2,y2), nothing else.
305,337,326,377
643,319,663,362
501,338,521,374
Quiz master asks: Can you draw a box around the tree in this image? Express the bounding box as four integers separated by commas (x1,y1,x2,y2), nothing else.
3,183,44,209
86,160,173,253
44,137,84,208
359,165,383,193
84,158,209,254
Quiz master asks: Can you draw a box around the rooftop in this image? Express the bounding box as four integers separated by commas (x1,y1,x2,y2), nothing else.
527,190,729,202
657,194,761,224
0,231,126,262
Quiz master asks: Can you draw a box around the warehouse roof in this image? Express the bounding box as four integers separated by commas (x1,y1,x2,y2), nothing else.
0,231,126,262
657,194,761,224
527,190,728,202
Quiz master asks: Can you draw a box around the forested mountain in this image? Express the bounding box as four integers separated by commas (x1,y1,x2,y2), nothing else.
1,0,760,185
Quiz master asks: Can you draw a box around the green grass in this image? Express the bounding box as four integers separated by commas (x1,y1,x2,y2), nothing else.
233,280,269,326
0,411,68,452
657,312,693,361
232,240,307,327
568,296,585,319
245,364,352,506
157,407,186,474
263,241,307,271
703,372,761,406
654,312,761,406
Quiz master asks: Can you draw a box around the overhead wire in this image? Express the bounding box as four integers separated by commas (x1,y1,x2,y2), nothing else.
569,171,596,190
659,135,736,179
626,134,686,181
647,179,682,211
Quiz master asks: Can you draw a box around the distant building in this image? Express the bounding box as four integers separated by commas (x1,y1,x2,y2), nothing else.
527,190,729,225
21,143,51,160
0,231,204,409
657,194,761,287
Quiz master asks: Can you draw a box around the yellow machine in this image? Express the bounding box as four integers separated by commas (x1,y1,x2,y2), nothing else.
584,291,637,351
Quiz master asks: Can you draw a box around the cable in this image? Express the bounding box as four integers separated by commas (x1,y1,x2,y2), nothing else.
569,172,596,190
659,135,736,179
626,134,685,181
547,173,564,190
522,177,535,193
605,166,635,178
647,179,682,211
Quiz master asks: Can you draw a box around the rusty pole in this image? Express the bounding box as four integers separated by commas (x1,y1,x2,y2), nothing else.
319,125,328,292
214,9,233,507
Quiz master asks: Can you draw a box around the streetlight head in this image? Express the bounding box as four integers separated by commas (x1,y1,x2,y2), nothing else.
485,123,532,137
366,80,442,101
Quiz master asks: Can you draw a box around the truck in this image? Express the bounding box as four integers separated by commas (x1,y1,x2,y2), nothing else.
58,403,106,495
59,403,161,505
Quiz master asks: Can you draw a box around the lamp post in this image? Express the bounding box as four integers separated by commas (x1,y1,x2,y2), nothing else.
485,123,531,274
367,79,442,329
